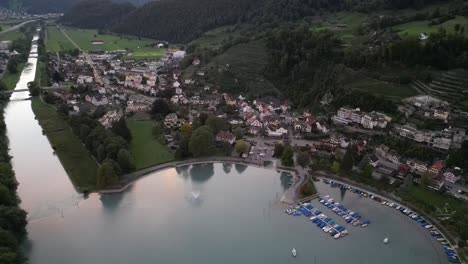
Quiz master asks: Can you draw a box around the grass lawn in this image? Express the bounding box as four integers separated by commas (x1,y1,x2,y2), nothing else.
61,26,160,52
348,78,419,100
35,61,49,87
0,30,24,41
46,25,77,52
2,63,25,90
395,16,468,38
31,97,98,191
127,118,173,169
124,50,166,60
0,24,13,32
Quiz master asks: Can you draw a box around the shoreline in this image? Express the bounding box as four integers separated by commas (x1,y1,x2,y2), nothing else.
98,157,300,194
315,174,464,263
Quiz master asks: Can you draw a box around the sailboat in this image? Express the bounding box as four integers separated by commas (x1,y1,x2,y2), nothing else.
383,237,389,244
292,248,297,257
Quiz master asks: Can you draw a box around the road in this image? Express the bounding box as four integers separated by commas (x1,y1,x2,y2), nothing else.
0,20,37,37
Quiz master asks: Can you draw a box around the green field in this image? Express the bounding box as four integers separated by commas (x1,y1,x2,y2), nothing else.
35,61,49,87
127,118,173,169
395,16,468,38
0,30,24,41
2,63,25,90
124,50,166,60
46,25,77,52
60,26,161,52
31,97,99,191
349,78,419,100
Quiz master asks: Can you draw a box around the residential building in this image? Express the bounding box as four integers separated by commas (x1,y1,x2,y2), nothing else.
216,131,236,145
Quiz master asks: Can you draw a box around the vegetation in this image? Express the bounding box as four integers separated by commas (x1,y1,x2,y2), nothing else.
31,97,98,190
296,151,311,168
281,145,294,167
0,100,27,263
189,126,215,157
235,140,249,155
299,177,317,198
60,0,135,30
126,119,173,169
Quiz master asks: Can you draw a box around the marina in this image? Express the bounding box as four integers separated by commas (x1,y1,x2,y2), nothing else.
318,195,371,228
285,202,349,239
322,178,460,263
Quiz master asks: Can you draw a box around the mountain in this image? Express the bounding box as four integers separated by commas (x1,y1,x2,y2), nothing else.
60,0,135,29
0,0,151,13
113,0,258,43
61,0,453,43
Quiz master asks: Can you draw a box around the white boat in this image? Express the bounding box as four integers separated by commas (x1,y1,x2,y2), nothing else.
292,248,297,257
334,233,341,239
383,238,389,244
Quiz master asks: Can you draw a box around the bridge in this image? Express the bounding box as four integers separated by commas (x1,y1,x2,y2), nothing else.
1,86,70,94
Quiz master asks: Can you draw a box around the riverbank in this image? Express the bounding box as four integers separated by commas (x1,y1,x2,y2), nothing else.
2,63,25,90
31,96,98,191
0,91,28,263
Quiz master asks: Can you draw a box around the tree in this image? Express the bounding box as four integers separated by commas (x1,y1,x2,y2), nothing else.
27,81,40,96
189,126,215,157
274,143,285,157
331,161,341,174
0,80,7,91
111,118,132,142
97,144,106,162
6,58,18,74
205,116,226,134
297,151,311,168
151,99,170,119
175,138,191,159
117,149,135,173
281,145,294,167
341,148,354,172
234,127,244,140
363,163,373,178
96,160,119,187
235,140,249,155
180,123,192,139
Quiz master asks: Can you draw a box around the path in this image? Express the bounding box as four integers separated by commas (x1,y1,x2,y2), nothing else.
98,157,284,194
0,20,37,37
56,25,81,51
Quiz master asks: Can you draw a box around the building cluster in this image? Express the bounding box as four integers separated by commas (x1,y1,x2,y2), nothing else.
394,124,465,151
333,107,392,129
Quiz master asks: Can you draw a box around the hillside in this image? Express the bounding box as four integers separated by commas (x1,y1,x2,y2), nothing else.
0,0,150,13
60,0,135,30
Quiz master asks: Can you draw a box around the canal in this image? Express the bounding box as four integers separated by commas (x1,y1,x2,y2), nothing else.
3,34,448,264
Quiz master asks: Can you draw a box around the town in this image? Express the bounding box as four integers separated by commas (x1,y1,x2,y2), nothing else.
40,38,468,202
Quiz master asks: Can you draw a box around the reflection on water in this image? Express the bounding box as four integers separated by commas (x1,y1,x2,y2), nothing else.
222,163,232,174
190,163,214,183
234,163,247,174
280,172,292,191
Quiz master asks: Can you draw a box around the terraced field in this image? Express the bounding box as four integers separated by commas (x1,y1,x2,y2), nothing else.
411,69,468,108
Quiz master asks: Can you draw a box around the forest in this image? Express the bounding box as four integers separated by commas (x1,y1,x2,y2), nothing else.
58,0,462,43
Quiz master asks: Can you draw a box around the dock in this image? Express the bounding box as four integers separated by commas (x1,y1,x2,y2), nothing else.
318,195,370,228
285,202,349,239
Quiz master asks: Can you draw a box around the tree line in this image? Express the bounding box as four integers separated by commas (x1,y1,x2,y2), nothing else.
0,104,27,263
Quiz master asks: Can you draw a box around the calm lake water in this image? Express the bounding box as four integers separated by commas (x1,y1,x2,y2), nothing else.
4,34,447,264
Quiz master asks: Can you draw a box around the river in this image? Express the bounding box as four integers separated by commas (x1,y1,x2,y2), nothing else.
3,34,448,264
